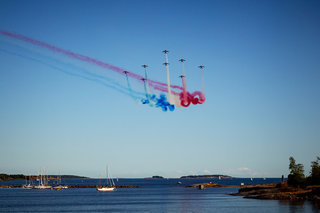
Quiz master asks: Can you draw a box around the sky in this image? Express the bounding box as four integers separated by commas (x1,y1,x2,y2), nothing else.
0,0,319,178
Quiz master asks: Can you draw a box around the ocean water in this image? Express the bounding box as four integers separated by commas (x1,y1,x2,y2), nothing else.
0,178,319,212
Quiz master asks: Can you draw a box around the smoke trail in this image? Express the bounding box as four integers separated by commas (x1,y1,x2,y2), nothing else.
141,78,152,105
142,65,152,104
0,30,205,109
0,48,142,98
178,59,190,107
162,50,173,105
198,65,206,104
0,38,147,98
0,30,183,94
123,71,142,102
0,45,174,112
178,65,206,107
154,94,175,112
142,93,175,112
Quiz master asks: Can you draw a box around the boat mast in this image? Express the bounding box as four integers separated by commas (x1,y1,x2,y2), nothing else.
106,164,108,185
40,168,42,186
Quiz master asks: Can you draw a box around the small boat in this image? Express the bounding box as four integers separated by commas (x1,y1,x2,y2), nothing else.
34,185,52,189
97,164,115,192
22,184,33,189
53,186,63,190
97,186,115,191
22,175,33,189
53,172,68,190
53,185,68,190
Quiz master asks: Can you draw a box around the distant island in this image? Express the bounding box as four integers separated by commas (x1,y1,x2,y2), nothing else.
0,174,88,181
180,175,232,179
144,176,164,179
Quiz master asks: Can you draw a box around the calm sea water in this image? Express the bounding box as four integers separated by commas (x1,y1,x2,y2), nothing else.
0,178,319,212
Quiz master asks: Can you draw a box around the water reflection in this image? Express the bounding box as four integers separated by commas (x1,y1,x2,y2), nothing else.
278,200,320,213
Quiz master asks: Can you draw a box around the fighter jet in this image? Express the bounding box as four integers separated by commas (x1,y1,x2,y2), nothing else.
179,59,186,62
163,62,169,66
142,65,148,68
179,75,185,78
141,77,146,82
198,65,205,69
123,71,129,75
162,50,169,54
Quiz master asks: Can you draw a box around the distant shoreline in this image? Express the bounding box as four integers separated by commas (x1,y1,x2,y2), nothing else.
0,184,140,189
0,174,88,181
180,175,233,179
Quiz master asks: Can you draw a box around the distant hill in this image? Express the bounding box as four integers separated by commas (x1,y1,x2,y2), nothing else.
180,175,232,179
52,175,89,179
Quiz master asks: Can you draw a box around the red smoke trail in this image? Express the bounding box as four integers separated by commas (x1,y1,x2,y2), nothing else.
0,30,182,93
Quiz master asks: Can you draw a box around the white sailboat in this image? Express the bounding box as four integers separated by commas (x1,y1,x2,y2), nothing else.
22,175,33,189
97,164,115,191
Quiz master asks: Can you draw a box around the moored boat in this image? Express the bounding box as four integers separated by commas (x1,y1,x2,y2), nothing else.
97,164,115,192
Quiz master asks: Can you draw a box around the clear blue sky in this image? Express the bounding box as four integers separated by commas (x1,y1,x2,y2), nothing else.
0,0,319,178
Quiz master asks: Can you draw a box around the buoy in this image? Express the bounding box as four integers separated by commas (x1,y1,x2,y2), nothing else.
198,184,205,190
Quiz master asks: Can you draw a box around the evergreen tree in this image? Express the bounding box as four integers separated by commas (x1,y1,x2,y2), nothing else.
288,157,305,186
310,157,320,185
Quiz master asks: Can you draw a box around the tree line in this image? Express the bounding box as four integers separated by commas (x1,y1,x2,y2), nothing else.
288,156,320,186
0,174,25,181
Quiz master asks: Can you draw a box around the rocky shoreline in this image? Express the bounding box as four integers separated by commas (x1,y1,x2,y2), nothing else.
181,175,232,179
186,182,238,189
230,183,320,202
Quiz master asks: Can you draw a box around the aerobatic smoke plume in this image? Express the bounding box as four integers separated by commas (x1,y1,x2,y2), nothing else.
0,30,206,111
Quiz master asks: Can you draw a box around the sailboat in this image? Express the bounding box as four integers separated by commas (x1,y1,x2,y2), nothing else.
97,164,115,191
53,173,68,190
22,175,33,189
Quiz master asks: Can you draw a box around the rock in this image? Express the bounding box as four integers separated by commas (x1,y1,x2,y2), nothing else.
231,183,320,201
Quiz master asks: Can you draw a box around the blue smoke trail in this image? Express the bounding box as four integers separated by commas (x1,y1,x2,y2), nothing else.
0,41,175,112
0,48,144,98
0,39,147,97
124,73,141,102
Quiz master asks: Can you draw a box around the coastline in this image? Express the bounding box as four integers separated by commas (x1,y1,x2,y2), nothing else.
230,183,320,202
0,184,140,189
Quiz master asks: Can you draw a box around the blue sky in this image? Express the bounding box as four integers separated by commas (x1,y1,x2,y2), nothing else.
0,0,319,178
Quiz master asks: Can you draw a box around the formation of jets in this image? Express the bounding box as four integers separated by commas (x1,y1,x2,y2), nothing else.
123,50,204,84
